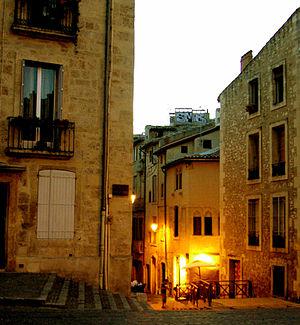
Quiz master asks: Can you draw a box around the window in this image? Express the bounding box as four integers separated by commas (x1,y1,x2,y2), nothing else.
202,139,212,149
248,198,260,246
193,216,201,236
175,169,182,190
37,170,75,239
271,124,286,177
181,145,188,153
272,196,286,249
148,191,152,203
152,175,157,202
22,60,63,142
12,0,79,41
132,217,143,241
272,65,284,105
161,183,164,198
247,78,259,114
174,206,179,237
248,132,260,180
204,215,212,235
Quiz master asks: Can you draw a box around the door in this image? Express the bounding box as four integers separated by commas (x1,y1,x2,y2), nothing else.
0,183,9,269
273,265,285,297
229,259,240,298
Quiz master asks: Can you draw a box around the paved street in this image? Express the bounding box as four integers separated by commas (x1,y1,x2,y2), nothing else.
0,305,300,324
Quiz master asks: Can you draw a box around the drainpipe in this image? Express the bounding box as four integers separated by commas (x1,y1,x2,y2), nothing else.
100,0,112,290
162,165,168,281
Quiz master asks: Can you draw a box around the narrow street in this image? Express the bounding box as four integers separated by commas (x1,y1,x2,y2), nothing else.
0,305,300,325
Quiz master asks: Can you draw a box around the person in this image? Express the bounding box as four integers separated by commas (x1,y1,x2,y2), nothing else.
161,281,167,308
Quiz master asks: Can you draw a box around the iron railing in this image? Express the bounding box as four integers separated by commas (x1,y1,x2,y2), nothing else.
12,0,80,41
6,116,75,159
272,162,285,177
174,280,253,306
248,167,259,180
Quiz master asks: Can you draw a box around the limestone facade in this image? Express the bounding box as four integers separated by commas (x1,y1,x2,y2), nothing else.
0,0,134,295
219,8,300,299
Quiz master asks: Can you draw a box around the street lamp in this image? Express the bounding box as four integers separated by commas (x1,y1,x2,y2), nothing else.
150,222,158,232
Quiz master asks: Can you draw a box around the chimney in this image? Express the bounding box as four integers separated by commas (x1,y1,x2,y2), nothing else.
240,50,253,72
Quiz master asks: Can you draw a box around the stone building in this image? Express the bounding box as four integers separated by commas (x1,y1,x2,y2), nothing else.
219,8,300,299
133,111,220,293
0,0,134,295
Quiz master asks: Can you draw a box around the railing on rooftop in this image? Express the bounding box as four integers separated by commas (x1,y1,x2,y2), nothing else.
6,116,75,159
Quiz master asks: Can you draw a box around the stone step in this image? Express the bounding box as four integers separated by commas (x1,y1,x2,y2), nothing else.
44,276,149,311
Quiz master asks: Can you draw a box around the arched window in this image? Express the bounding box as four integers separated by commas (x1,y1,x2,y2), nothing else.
204,212,212,236
37,169,75,239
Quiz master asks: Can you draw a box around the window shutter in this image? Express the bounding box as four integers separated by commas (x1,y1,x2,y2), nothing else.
37,170,75,239
21,60,25,115
49,170,75,239
37,170,51,238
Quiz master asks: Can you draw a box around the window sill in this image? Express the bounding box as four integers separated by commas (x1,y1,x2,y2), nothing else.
246,245,261,252
271,101,286,111
247,111,260,119
11,24,77,43
246,178,261,185
271,174,288,182
270,247,288,254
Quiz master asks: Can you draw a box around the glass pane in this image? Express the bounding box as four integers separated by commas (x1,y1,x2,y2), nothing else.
23,66,37,118
41,68,55,120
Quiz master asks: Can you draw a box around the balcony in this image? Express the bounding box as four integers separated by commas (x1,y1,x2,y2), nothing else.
272,234,285,249
248,167,259,180
6,117,75,159
248,232,259,246
12,0,80,42
272,161,285,177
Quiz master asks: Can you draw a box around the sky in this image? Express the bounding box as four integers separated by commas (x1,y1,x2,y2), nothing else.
133,0,300,134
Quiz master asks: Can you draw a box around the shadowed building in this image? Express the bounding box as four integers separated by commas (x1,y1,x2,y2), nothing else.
0,0,134,295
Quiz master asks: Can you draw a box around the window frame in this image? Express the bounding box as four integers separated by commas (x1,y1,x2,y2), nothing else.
270,121,288,181
246,76,260,117
246,129,261,184
22,60,63,120
193,216,201,236
271,61,286,110
270,193,288,253
246,195,261,251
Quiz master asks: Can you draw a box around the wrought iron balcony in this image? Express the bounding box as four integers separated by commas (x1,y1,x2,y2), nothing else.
272,234,285,249
248,232,259,246
6,116,75,159
248,167,259,180
12,0,80,42
272,161,285,177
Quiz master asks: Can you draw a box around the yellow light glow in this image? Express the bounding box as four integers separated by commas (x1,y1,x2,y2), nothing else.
150,223,158,232
179,256,187,284
130,194,136,204
191,253,219,266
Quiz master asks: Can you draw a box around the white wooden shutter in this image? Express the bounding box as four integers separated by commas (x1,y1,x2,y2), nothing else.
37,170,75,239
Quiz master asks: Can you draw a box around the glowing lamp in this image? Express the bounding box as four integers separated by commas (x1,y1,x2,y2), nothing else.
151,223,158,232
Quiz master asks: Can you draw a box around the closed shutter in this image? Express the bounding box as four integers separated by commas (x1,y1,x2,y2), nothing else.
37,170,75,239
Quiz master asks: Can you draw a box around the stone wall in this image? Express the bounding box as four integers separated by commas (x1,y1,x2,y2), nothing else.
219,8,300,298
0,0,134,295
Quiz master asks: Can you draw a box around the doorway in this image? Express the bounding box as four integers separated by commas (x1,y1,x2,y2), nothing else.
151,256,157,293
229,259,241,298
0,183,9,269
272,265,285,297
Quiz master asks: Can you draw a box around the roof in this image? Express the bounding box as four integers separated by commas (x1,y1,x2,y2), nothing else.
162,147,220,170
155,124,219,155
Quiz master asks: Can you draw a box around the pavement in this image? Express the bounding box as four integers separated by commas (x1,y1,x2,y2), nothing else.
1,272,300,312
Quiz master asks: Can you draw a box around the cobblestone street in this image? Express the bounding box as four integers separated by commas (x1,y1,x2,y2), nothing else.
0,305,300,324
